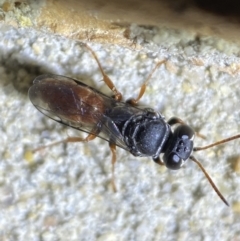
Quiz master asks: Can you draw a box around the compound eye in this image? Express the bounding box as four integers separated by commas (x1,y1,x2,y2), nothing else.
163,152,183,170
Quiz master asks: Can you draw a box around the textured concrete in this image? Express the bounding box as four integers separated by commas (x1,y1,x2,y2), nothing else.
0,22,240,241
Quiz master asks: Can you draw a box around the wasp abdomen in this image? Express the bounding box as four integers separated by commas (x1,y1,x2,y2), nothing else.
29,75,106,125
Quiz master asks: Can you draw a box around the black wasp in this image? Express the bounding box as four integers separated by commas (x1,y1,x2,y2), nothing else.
29,43,240,206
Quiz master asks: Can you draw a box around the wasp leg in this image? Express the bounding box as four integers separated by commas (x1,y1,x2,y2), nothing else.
167,117,185,126
128,59,167,105
32,133,97,153
168,117,206,139
152,156,165,166
109,143,117,192
83,43,122,101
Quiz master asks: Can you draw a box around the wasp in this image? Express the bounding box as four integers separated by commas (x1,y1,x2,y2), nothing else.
29,43,240,206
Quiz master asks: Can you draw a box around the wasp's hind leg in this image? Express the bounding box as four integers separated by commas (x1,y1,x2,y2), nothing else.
32,133,97,153
32,122,101,153
109,143,118,192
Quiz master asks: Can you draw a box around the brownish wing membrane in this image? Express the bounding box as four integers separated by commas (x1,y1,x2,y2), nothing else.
28,74,129,150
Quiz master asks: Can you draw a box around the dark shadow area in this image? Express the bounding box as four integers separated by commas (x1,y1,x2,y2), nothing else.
0,50,96,97
195,0,240,17
167,0,240,20
0,59,44,95
0,50,55,96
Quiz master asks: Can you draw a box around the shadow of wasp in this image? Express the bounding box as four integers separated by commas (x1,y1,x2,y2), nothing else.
29,43,240,206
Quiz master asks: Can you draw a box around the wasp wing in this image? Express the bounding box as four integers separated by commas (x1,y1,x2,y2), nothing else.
28,74,131,150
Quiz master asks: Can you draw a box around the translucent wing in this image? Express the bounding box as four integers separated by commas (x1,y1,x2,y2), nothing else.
29,74,134,150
